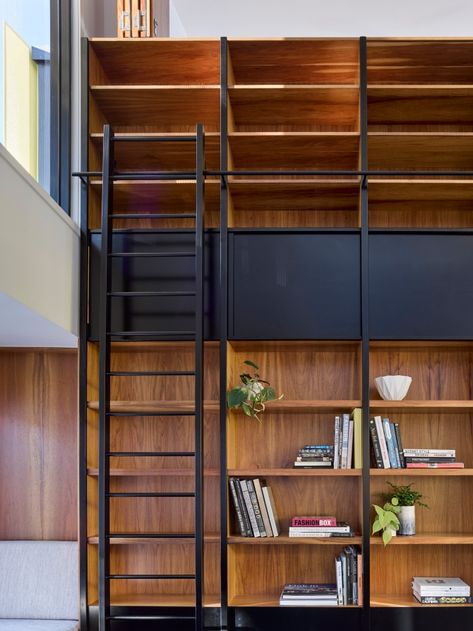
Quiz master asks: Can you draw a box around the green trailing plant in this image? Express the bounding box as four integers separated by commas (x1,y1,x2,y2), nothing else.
226,360,283,422
372,497,401,546
384,482,429,508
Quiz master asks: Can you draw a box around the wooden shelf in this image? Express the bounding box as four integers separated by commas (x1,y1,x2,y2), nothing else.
371,534,473,545
250,400,361,413
229,86,359,131
87,468,220,477
90,86,220,132
369,400,473,411
228,535,362,545
228,468,361,477
229,132,359,169
90,594,221,607
371,468,473,477
88,534,220,545
229,594,360,607
87,400,219,413
371,594,473,608
89,132,220,171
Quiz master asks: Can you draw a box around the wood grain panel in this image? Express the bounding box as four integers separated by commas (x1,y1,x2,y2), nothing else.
0,350,78,540
90,39,220,85
228,39,359,85
367,40,473,84
230,86,359,132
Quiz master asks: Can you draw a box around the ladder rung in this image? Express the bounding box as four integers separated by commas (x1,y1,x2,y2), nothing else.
107,574,195,580
111,173,196,181
109,252,195,258
107,492,195,498
111,213,196,220
108,616,196,621
108,371,196,377
107,330,195,337
108,533,195,539
107,451,195,457
112,135,196,143
107,411,196,417
108,291,196,297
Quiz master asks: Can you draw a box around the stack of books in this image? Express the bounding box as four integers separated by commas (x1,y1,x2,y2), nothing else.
293,445,333,468
279,583,338,606
404,448,463,469
333,409,362,469
412,577,471,604
369,416,464,469
336,546,362,605
229,478,280,537
289,516,353,538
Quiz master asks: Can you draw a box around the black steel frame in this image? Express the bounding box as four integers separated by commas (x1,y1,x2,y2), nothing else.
73,35,473,631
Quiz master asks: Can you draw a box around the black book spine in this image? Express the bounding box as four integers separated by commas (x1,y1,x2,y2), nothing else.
406,457,456,463
229,478,247,537
369,419,384,468
351,548,358,605
247,479,267,537
393,423,406,468
345,549,353,605
234,478,252,536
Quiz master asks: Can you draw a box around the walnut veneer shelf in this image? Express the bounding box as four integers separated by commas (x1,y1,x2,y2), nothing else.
88,534,220,545
228,468,362,477
228,535,362,545
369,400,473,411
87,468,220,477
89,594,221,607
371,594,473,608
87,400,219,413
371,534,473,545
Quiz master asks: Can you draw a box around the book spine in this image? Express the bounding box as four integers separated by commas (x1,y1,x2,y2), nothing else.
406,462,464,468
393,422,406,468
405,457,456,463
413,594,471,604
389,421,402,468
291,517,337,527
253,478,273,537
335,557,343,605
369,418,384,468
289,526,351,534
229,478,247,537
353,408,363,470
383,418,399,468
239,480,260,537
340,553,347,605
341,414,350,469
375,416,391,468
262,485,280,537
234,477,252,536
333,416,341,469
347,419,354,469
351,549,357,605
247,479,266,537
289,531,334,538
346,549,353,605
357,552,363,606
404,449,455,457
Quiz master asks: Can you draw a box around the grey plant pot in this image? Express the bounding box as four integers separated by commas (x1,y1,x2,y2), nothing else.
399,505,416,535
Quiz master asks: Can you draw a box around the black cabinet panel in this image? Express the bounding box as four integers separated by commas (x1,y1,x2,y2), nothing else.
230,232,361,339
372,606,473,631
89,231,220,340
370,234,473,339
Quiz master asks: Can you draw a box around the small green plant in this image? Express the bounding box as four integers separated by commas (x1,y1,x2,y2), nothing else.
385,482,429,508
372,497,401,546
226,360,283,422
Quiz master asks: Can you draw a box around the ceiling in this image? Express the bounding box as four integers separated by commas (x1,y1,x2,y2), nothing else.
171,0,473,37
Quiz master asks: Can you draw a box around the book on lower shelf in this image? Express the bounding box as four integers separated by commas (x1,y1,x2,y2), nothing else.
369,419,464,469
279,583,338,606
229,477,280,537
412,577,471,604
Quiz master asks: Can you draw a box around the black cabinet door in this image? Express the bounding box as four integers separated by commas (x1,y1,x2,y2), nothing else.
370,233,473,339
89,231,220,340
230,232,361,339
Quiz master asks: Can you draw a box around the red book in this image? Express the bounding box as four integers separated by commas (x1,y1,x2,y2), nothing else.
406,462,464,469
291,516,337,527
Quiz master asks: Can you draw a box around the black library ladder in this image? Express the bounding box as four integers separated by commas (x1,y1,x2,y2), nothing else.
97,123,206,630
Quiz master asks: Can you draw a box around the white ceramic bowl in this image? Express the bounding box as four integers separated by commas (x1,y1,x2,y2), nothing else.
375,375,412,401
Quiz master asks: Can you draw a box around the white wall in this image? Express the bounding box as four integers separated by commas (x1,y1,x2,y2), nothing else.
0,144,79,347
170,0,473,36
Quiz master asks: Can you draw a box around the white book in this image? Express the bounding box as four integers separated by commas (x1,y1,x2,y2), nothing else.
333,416,341,469
341,414,350,469
347,419,354,469
412,577,470,596
340,553,347,605
239,480,260,537
289,531,334,538
262,485,280,537
335,557,343,605
374,416,391,469
253,478,273,537
404,449,455,458
289,525,351,534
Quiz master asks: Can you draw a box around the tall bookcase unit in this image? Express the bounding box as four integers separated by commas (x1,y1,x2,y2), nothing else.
80,37,473,631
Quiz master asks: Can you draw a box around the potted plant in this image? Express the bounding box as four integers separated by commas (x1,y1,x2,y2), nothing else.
385,482,428,536
226,360,283,422
372,497,401,545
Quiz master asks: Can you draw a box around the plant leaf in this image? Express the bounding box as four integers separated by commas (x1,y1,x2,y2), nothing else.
227,389,246,408
372,520,383,534
382,529,393,546
243,360,259,370
373,504,384,517
241,402,255,418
